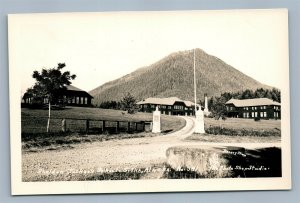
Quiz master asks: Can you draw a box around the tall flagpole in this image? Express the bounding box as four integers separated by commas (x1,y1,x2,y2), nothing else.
194,49,197,115
194,48,205,134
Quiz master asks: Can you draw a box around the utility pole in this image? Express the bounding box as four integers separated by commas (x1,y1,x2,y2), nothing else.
193,49,205,134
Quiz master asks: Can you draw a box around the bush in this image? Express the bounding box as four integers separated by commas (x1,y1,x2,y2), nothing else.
205,126,280,137
254,117,261,122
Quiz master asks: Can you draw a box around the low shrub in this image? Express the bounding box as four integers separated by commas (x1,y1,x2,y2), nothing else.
205,126,280,137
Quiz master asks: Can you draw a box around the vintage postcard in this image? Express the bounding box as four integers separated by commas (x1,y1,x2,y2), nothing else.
9,9,291,195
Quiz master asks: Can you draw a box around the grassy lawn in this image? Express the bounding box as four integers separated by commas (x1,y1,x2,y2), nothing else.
22,106,185,134
21,106,186,151
187,117,281,143
22,106,156,122
204,117,281,131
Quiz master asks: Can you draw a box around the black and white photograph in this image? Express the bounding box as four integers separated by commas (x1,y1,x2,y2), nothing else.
9,9,291,195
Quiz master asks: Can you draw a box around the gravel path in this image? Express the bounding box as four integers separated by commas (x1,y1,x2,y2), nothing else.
22,116,281,181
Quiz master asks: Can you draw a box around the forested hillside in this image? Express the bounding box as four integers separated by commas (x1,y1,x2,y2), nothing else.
90,49,270,106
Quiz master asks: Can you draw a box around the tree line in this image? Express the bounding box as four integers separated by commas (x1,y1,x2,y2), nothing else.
97,92,139,114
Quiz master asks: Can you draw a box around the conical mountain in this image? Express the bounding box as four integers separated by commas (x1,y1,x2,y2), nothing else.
90,48,269,105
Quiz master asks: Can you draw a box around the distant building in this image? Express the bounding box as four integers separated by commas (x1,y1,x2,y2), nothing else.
63,85,93,106
137,97,196,116
22,85,93,107
225,98,281,119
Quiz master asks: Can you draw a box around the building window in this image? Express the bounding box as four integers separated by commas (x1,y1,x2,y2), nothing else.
85,97,88,104
174,105,183,110
254,112,258,117
260,112,264,117
264,112,267,117
151,105,155,108
161,105,166,109
76,97,79,104
251,112,254,117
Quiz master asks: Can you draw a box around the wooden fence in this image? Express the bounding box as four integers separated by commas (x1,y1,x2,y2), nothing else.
21,116,152,134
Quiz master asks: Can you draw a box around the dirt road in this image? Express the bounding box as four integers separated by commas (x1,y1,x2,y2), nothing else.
22,116,280,181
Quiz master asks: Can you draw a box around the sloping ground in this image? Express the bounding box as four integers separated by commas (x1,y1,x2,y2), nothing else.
90,48,269,105
21,107,185,134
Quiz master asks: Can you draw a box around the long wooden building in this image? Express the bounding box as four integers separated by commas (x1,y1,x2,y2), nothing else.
137,97,196,116
22,85,93,107
225,98,281,119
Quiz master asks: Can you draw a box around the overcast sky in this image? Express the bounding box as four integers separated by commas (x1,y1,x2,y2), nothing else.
9,10,288,95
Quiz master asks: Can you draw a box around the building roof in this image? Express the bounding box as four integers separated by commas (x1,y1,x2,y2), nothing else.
66,85,85,92
65,85,93,98
137,97,195,107
226,98,280,107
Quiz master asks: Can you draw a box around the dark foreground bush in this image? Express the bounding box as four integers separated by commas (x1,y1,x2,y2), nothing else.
163,147,281,179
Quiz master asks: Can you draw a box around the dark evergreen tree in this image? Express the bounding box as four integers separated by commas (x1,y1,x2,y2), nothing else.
120,92,138,114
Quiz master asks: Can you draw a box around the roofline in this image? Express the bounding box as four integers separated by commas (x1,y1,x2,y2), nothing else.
225,98,281,107
137,97,196,107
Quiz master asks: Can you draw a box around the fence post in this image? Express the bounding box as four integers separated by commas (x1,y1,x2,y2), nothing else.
86,119,90,134
135,122,138,131
103,120,106,132
116,121,119,133
127,122,130,132
62,118,66,132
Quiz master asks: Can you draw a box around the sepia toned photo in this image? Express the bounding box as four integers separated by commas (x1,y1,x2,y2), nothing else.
9,9,291,195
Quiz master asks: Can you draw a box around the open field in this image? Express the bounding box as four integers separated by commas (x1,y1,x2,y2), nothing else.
186,117,281,142
204,117,281,131
21,106,186,134
21,107,186,151
22,108,281,134
22,106,154,121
